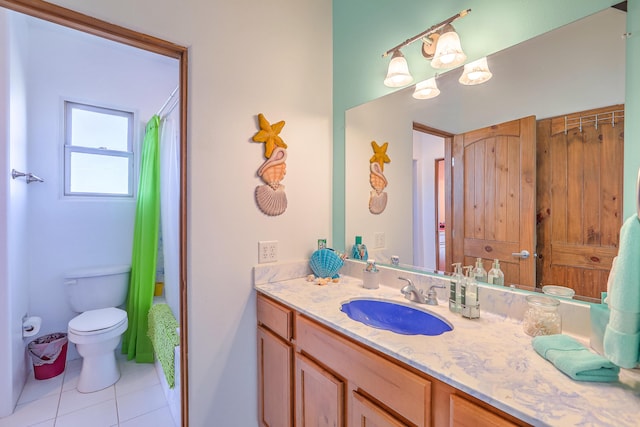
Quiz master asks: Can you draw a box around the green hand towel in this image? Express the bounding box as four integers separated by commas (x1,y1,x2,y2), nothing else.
532,334,620,382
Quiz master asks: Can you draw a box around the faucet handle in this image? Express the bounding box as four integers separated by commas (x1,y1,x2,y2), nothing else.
426,284,446,305
398,277,413,286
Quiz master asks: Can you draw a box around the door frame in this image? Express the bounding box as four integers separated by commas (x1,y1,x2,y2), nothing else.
413,122,454,271
0,1,190,425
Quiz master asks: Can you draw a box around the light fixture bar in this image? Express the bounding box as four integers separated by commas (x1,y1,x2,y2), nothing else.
381,9,471,58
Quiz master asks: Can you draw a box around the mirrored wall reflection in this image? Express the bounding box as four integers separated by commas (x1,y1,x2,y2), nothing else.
2,6,184,424
345,7,626,300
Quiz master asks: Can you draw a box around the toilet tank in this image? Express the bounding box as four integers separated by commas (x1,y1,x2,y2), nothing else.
65,265,130,312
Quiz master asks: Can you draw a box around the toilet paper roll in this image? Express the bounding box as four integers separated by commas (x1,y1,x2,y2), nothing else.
23,316,42,338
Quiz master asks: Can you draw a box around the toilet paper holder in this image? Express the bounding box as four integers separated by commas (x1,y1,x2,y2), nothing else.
22,315,42,338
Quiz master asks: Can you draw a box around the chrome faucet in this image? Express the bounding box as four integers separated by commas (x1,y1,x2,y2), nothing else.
399,277,427,304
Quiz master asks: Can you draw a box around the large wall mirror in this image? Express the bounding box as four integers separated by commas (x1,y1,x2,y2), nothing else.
345,6,625,302
1,1,188,425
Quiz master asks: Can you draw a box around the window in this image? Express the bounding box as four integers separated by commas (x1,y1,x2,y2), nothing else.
64,102,134,197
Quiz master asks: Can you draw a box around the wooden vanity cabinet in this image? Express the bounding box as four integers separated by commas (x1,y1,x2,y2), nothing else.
257,293,529,427
257,295,294,427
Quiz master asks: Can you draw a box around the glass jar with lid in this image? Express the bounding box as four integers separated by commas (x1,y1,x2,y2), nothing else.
523,295,561,336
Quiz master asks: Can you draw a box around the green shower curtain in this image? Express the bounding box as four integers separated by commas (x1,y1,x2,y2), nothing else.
122,115,161,363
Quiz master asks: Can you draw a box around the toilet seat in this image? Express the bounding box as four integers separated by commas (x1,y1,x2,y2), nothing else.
69,307,127,336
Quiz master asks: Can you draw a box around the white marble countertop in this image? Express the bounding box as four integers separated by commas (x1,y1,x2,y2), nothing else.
255,273,640,427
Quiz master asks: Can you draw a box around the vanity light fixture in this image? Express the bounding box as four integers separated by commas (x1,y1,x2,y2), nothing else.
383,50,413,87
382,9,471,88
458,56,492,85
412,77,440,100
430,24,467,69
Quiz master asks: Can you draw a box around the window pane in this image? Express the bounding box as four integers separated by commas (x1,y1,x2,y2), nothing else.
70,108,129,151
69,152,130,195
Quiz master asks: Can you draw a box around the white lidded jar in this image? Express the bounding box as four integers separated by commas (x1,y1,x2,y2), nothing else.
523,295,561,336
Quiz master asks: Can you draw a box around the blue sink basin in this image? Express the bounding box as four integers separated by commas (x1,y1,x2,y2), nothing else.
340,298,453,336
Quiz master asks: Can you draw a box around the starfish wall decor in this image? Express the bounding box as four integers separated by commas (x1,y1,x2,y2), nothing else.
252,113,288,216
369,140,390,214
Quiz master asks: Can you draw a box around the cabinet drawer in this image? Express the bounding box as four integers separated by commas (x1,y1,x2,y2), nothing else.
257,294,293,341
450,395,520,427
296,314,430,427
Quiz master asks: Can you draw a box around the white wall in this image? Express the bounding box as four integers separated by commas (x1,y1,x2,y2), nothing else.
345,92,414,265
0,10,31,417
43,1,334,426
23,19,178,360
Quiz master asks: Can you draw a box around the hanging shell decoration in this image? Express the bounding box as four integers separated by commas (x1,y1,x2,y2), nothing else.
252,114,289,216
368,141,390,215
255,147,288,216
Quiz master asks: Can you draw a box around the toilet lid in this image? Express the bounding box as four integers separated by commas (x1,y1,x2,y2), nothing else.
69,307,127,333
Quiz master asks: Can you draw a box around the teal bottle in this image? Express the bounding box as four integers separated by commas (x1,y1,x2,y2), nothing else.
351,236,368,261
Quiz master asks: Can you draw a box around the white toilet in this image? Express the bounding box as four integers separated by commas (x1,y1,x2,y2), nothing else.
66,265,130,393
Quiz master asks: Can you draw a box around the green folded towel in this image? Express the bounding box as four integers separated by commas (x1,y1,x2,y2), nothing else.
147,304,180,388
532,334,620,382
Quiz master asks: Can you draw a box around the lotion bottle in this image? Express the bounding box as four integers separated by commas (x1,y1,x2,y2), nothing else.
488,259,505,286
449,263,463,313
473,257,487,282
460,266,472,309
462,266,480,319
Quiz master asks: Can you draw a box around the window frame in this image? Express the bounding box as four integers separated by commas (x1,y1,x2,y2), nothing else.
63,101,135,198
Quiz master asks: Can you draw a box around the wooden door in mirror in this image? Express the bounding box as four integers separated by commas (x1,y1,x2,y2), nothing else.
536,104,624,299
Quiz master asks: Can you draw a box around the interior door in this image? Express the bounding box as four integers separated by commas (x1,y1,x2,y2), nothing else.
536,105,624,299
452,116,536,287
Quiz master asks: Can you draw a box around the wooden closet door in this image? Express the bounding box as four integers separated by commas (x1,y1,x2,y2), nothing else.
536,105,624,299
452,116,537,287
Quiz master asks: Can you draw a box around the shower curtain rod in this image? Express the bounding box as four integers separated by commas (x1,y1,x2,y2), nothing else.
161,98,179,120
156,85,179,117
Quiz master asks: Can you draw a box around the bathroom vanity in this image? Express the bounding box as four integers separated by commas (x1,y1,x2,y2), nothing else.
254,262,639,427
258,293,522,426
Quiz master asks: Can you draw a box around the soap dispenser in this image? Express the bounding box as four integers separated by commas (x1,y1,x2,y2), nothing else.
449,263,463,313
487,259,505,286
461,266,480,319
473,257,487,282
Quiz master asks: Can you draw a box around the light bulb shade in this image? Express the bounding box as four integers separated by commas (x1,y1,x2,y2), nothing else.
459,57,493,85
384,50,413,87
412,77,440,100
430,30,466,69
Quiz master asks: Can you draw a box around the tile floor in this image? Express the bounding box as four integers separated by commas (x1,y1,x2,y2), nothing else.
0,354,177,427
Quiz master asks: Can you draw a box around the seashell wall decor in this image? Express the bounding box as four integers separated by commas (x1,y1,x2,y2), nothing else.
252,113,289,216
368,140,390,214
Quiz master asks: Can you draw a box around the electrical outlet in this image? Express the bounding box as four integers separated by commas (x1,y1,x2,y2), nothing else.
374,232,385,249
258,240,278,263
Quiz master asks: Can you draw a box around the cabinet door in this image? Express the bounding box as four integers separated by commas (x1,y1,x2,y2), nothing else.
296,314,430,427
351,391,409,427
258,326,293,427
450,395,519,427
295,353,345,427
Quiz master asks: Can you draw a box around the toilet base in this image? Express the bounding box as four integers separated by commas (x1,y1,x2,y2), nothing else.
77,349,120,393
